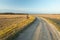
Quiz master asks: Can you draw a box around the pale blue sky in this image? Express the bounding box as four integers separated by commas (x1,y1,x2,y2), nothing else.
0,0,60,13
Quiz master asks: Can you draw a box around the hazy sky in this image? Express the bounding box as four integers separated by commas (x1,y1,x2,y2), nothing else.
0,0,60,13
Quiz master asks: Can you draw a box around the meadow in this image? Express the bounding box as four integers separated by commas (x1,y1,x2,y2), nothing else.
0,14,35,40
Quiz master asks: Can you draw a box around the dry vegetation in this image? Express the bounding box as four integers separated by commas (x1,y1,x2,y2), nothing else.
0,15,35,40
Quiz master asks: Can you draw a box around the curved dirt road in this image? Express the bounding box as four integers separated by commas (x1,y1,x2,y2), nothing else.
14,17,60,40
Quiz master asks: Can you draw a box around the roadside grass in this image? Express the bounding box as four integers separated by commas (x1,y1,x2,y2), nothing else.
0,15,35,40
43,17,60,32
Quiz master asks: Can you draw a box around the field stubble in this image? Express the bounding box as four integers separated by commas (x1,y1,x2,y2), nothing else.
0,15,35,40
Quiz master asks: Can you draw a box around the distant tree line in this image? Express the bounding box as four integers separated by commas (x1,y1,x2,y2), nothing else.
0,13,28,15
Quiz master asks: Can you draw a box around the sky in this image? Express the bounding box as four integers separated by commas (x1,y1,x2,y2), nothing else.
0,0,60,13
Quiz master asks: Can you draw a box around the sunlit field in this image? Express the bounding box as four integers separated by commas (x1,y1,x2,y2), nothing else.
0,14,35,40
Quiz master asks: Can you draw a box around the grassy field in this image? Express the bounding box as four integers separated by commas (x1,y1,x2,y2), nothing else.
0,14,35,40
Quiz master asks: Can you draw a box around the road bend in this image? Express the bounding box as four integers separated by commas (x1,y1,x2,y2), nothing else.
14,17,60,40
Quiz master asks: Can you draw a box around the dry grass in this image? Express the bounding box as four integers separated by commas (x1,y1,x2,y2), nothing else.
0,15,35,40
0,15,27,18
